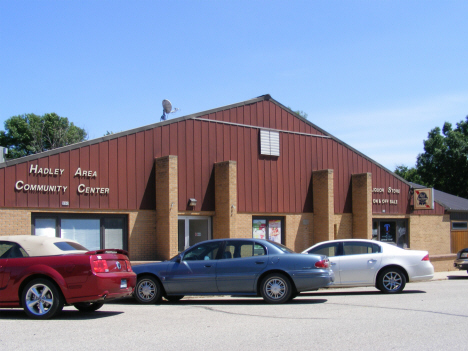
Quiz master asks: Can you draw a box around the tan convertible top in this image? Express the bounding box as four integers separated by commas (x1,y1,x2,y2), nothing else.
0,235,88,257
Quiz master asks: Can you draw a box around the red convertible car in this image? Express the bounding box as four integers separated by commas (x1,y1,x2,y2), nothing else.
0,235,136,319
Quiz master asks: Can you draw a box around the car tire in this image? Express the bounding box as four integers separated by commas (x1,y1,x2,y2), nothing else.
22,278,64,319
260,273,292,304
73,302,104,312
134,275,163,304
377,267,406,294
165,295,184,302
289,292,300,301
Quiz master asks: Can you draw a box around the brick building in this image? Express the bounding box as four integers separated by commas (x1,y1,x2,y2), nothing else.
0,95,466,270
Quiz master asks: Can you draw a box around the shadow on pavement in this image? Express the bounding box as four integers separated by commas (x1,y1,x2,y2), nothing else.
301,289,426,297
109,296,328,306
448,275,468,280
171,298,328,306
0,308,123,320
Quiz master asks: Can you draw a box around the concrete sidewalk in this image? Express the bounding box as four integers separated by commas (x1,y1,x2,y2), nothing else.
432,270,467,280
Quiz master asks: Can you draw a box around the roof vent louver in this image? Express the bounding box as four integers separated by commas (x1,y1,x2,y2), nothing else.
260,130,280,156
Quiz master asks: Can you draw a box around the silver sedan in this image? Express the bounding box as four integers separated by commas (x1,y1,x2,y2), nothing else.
303,239,434,293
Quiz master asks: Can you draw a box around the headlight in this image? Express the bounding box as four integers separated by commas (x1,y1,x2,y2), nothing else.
461,252,468,258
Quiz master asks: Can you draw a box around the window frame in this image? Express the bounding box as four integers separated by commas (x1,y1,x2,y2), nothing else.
181,241,222,261
308,242,341,257
221,240,267,260
452,221,468,230
342,241,380,256
31,213,128,251
309,241,381,257
252,216,285,244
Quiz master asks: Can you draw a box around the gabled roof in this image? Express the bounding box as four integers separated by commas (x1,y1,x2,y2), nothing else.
410,182,468,212
0,94,413,188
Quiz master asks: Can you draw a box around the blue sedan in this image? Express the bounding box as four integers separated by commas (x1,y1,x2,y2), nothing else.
133,238,334,304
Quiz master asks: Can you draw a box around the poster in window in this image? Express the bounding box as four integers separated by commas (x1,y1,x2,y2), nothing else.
252,220,266,239
380,222,396,243
269,220,281,243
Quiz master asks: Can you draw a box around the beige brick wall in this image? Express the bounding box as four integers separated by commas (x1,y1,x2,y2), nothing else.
128,210,157,260
312,169,334,243
352,173,372,239
285,214,314,252
0,209,31,236
334,213,353,240
235,213,253,239
213,161,237,239
155,155,179,260
409,214,451,255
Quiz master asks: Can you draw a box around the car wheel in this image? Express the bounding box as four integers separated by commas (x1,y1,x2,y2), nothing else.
73,302,104,312
165,295,184,302
134,275,163,304
377,267,406,293
289,292,300,301
22,278,64,319
260,273,292,304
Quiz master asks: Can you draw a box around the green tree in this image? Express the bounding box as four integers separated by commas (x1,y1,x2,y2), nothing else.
287,106,308,119
394,165,425,185
0,113,87,159
416,116,468,198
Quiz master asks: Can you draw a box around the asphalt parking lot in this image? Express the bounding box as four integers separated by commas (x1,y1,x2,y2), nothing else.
1,272,467,351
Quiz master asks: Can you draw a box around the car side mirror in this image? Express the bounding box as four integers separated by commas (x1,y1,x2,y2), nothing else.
175,255,181,263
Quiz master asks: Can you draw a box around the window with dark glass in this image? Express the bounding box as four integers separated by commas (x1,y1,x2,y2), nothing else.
221,240,266,259
452,222,468,230
308,243,340,257
0,242,28,259
182,241,221,261
343,242,379,255
31,214,128,251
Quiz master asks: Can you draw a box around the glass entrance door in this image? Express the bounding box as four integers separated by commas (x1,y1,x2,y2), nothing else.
178,216,212,252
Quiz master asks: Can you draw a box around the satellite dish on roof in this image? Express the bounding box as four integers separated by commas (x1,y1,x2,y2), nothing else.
162,99,172,114
161,99,180,121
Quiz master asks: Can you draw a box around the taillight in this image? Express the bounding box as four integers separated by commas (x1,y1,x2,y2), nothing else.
125,260,133,272
422,254,430,261
93,259,110,273
315,259,330,268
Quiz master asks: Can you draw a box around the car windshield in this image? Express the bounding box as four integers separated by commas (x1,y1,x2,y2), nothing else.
54,241,89,251
267,241,295,253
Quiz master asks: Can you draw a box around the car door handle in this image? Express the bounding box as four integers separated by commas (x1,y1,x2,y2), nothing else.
368,259,377,263
331,262,337,266
204,264,212,268
255,261,265,264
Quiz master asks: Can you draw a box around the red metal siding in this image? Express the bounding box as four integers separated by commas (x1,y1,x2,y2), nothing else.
0,98,445,217
88,145,99,209
0,168,4,207
99,141,109,209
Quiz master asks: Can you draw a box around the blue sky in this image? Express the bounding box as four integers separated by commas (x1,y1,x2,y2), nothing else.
1,1,467,170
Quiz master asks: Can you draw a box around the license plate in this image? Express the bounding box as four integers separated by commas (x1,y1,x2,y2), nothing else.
120,279,127,289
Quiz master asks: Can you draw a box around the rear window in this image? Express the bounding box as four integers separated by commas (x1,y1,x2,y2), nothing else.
267,241,295,253
54,241,89,251
308,243,339,257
